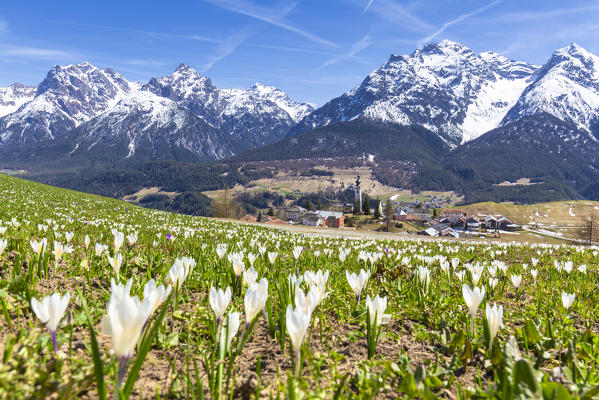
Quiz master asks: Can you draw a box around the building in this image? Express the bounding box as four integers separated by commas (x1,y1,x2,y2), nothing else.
484,215,498,230
315,210,344,228
442,209,467,223
303,213,325,227
418,227,439,237
239,214,257,223
285,206,307,222
465,216,481,232
264,218,287,225
332,203,354,213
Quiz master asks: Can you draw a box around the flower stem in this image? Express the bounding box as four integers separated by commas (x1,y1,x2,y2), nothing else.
51,329,57,355
115,355,130,399
294,349,301,376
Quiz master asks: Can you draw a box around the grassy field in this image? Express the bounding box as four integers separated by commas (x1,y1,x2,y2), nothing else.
202,166,461,205
455,200,599,226
0,173,598,399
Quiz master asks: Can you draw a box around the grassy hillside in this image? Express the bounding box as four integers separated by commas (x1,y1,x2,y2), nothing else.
1,173,599,398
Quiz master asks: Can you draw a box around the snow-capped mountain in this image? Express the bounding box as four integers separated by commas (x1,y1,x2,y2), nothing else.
0,61,311,162
65,90,247,163
0,83,36,117
291,40,538,146
502,43,599,140
0,62,131,146
143,64,313,147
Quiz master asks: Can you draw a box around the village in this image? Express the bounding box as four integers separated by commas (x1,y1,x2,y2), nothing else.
237,175,522,239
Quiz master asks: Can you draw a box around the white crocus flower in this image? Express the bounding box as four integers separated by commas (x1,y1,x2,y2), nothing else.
107,253,123,277
488,277,498,290
530,269,538,281
243,266,258,287
230,252,245,277
52,241,65,262
169,259,188,288
113,231,125,253
84,235,90,249
101,292,153,360
294,288,317,317
143,279,172,314
224,312,241,352
95,243,108,257
244,279,268,326
561,292,575,309
30,238,47,255
462,284,485,319
247,252,257,267
286,304,310,364
346,269,370,302
127,233,138,246
31,292,70,354
292,246,303,261
417,266,430,292
268,251,278,265
365,294,390,327
209,286,232,323
110,278,134,302
64,232,74,243
485,302,503,346
510,274,522,289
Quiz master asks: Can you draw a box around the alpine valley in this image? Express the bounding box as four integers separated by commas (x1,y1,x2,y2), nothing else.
2,40,599,211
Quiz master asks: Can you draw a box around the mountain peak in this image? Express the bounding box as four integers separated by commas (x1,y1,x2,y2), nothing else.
438,39,468,50
419,39,471,56
553,42,597,62
175,63,195,73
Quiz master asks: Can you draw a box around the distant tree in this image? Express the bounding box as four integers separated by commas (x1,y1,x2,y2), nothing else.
385,199,393,232
374,201,381,219
577,214,598,245
306,200,315,211
267,207,274,216
354,200,361,216
415,201,423,209
363,194,371,215
210,191,243,219
432,208,438,218
257,210,263,222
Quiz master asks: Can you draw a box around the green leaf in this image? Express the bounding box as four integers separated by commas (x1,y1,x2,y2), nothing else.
81,296,106,400
461,341,472,365
524,320,544,345
542,382,571,400
513,359,541,398
450,330,466,350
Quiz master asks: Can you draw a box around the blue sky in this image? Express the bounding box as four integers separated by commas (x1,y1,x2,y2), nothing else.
1,0,598,105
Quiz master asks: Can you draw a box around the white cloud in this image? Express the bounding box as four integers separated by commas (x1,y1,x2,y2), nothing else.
122,59,167,67
418,0,503,46
364,0,433,33
204,0,336,47
316,35,371,70
492,5,599,22
0,45,76,59
202,31,251,72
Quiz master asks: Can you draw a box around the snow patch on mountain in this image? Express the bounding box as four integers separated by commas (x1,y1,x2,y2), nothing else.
292,40,538,146
0,84,36,117
502,43,599,140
